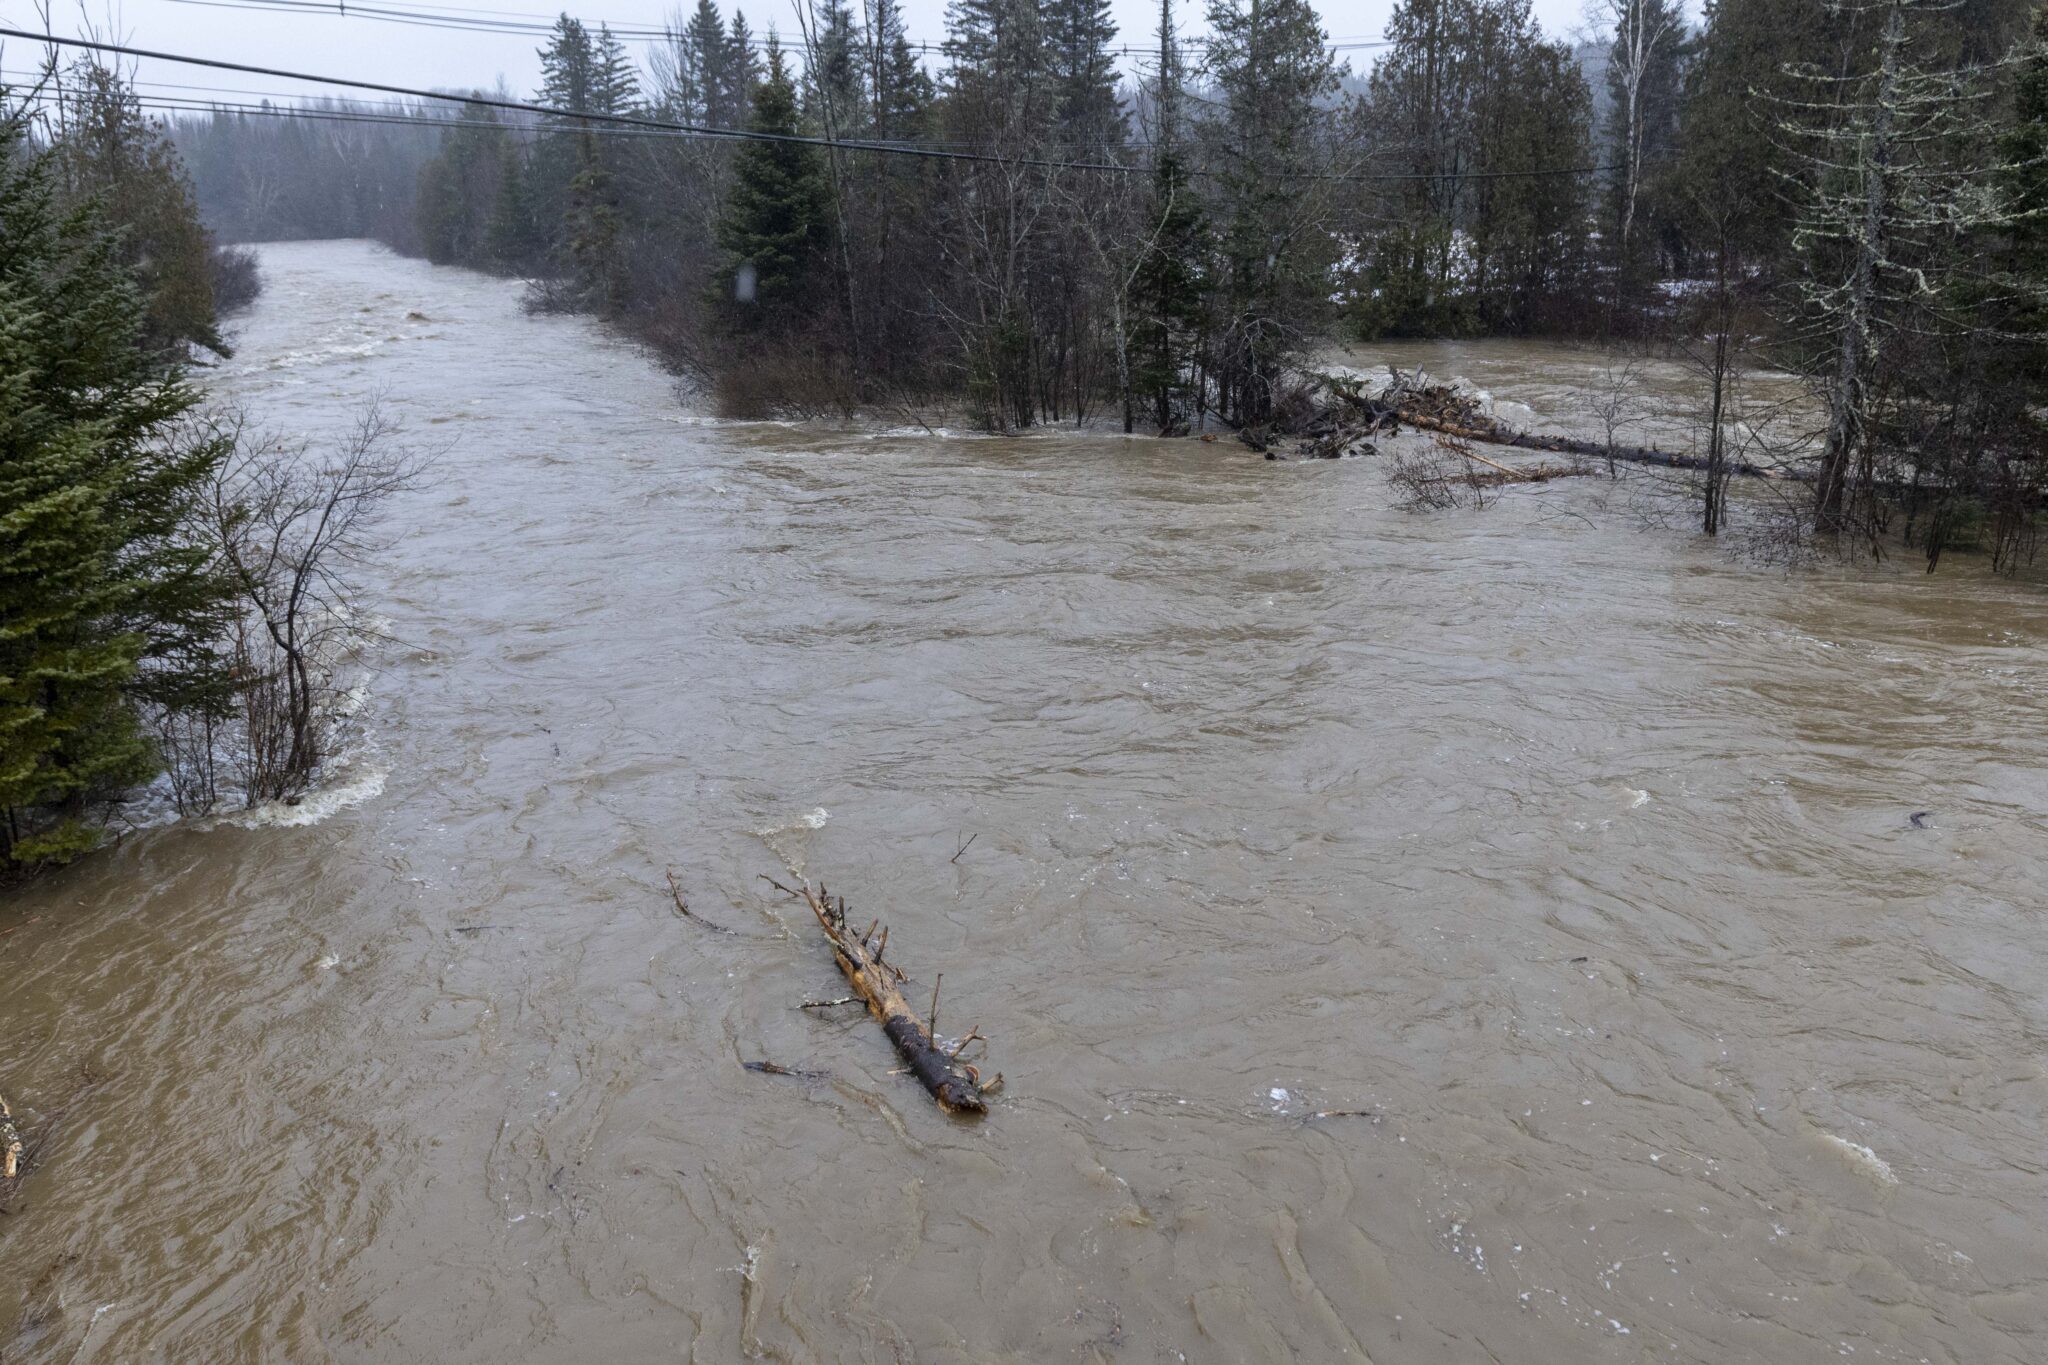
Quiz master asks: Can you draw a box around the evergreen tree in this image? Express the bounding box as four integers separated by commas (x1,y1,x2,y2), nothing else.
871,0,934,139
486,138,545,272
416,103,507,267
721,13,765,125
51,60,228,358
1046,0,1124,151
0,102,232,867
531,16,638,310
1776,0,2038,536
716,42,834,328
1131,0,1209,431
663,0,731,123
1202,0,1339,426
1680,0,1847,267
806,0,868,134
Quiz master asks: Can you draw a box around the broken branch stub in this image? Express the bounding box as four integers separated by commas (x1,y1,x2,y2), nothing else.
769,877,992,1116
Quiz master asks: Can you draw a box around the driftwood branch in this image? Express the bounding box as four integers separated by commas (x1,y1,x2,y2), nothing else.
765,876,993,1116
666,868,741,935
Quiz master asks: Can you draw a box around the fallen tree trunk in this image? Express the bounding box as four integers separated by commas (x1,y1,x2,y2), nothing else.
1281,367,1789,481
1398,409,1783,480
767,878,994,1116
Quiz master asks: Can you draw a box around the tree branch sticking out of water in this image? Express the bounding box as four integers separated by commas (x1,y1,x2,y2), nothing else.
186,399,429,809
763,876,997,1115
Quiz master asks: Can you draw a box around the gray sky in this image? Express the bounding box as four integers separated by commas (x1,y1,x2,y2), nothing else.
2,0,1671,114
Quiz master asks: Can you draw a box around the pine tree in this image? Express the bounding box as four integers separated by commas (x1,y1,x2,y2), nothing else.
1202,0,1339,426
0,103,232,867
715,42,834,328
51,60,228,359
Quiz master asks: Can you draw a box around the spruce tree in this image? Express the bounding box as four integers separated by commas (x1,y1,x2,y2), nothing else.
0,103,231,867
721,14,765,125
715,42,834,328
1202,0,1339,426
872,0,934,139
487,139,545,272
807,0,868,134
531,17,638,310
1046,0,1123,151
672,0,731,122
1131,0,1210,430
416,103,507,267
51,61,228,359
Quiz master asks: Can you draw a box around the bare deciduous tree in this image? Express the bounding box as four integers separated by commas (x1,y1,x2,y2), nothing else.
204,401,427,804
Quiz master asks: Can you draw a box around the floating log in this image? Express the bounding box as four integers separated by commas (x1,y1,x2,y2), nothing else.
766,878,994,1116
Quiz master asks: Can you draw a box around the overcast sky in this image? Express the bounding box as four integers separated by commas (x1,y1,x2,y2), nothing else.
2,0,1688,113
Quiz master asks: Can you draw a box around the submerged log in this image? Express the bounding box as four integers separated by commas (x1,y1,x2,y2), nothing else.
767,878,994,1116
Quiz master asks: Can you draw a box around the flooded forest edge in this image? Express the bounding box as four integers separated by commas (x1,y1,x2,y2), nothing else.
3,2,2048,1362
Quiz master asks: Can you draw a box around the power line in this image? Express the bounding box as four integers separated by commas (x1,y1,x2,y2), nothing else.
0,29,1625,183
0,26,1142,171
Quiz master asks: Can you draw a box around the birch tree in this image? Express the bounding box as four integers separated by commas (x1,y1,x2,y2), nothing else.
1590,0,1684,259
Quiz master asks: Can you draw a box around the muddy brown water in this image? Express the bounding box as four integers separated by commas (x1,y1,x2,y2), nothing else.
3,241,2046,1364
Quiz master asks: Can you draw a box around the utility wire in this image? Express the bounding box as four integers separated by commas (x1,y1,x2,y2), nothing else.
0,29,1626,182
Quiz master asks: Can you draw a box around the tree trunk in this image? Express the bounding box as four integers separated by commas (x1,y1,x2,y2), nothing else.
779,881,992,1116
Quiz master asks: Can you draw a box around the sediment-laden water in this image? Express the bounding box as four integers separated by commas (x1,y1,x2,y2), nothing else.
3,240,2044,1364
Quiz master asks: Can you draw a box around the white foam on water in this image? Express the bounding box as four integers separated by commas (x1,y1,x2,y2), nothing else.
222,765,388,830
1821,1133,1898,1187
751,807,831,876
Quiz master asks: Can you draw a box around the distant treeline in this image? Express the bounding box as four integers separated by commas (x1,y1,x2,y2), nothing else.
171,0,2047,562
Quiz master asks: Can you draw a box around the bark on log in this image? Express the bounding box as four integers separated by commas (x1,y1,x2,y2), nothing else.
772,879,992,1116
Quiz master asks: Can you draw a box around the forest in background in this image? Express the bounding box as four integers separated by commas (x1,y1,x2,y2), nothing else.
165,0,2048,565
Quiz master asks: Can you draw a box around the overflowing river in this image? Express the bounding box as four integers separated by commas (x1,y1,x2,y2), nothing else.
4,240,2046,1364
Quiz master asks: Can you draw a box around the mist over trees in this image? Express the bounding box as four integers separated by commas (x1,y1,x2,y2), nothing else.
138,0,2048,568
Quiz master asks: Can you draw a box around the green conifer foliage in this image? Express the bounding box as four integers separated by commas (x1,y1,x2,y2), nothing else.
715,44,833,328
51,61,228,359
0,105,231,867
2003,7,2048,344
